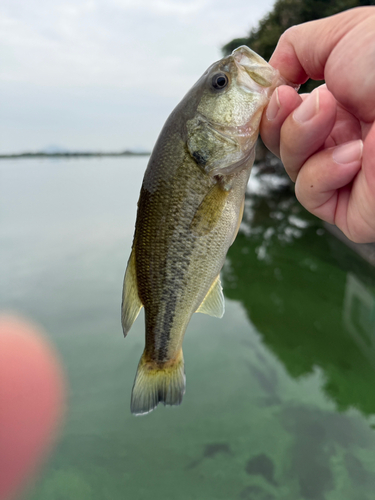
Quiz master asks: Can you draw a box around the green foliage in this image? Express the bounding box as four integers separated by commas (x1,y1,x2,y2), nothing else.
222,0,375,91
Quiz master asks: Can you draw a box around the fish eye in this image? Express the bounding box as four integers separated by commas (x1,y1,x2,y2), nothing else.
212,73,229,90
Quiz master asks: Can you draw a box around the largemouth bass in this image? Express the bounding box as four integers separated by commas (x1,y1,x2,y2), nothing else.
122,46,285,415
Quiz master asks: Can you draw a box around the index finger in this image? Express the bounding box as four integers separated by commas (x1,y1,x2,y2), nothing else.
269,7,375,84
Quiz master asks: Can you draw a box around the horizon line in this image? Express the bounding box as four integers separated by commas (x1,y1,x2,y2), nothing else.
0,150,151,159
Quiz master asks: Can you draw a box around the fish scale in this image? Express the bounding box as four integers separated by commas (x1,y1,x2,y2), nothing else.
138,159,210,358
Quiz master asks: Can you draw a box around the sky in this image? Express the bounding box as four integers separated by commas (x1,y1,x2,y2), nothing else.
0,0,276,154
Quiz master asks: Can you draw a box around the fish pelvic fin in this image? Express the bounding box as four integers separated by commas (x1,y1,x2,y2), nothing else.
131,350,186,416
121,248,143,337
196,274,225,318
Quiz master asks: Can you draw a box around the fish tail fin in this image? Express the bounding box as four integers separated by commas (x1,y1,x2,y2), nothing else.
131,350,186,416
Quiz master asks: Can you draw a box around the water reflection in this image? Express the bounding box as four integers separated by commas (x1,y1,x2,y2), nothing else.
279,404,375,499
222,166,375,417
4,158,375,499
245,454,276,486
344,273,375,358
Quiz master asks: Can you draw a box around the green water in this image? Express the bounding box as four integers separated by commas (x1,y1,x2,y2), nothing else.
1,157,375,500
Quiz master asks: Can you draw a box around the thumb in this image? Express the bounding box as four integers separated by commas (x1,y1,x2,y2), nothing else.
269,7,375,83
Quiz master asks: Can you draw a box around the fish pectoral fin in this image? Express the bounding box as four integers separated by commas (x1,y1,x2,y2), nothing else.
196,274,225,318
190,183,229,236
121,248,143,337
131,350,186,416
231,195,245,245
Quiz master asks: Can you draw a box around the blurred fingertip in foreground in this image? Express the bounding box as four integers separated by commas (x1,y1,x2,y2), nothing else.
0,315,66,500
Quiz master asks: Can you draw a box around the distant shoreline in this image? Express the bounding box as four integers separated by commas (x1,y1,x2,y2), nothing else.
0,151,151,159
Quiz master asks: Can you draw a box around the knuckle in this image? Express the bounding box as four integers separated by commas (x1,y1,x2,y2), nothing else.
280,25,297,42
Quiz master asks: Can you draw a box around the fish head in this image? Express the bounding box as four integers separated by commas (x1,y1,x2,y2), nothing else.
186,46,287,176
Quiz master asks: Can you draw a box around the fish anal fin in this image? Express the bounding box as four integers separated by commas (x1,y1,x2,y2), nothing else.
131,350,186,416
196,274,225,318
121,248,143,337
190,183,229,236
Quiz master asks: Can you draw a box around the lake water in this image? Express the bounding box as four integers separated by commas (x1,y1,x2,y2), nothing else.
1,157,375,500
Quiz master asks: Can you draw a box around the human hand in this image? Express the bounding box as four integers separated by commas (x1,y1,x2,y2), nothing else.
0,317,65,500
260,7,375,243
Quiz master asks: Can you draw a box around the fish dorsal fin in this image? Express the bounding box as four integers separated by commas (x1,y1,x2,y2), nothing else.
196,275,225,318
121,248,143,337
190,183,229,236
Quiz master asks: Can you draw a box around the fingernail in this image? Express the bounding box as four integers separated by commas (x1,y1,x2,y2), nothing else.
332,140,363,164
266,88,280,121
293,90,319,123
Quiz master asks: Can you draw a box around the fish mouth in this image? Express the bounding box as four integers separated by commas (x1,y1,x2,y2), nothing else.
231,45,280,92
232,45,300,92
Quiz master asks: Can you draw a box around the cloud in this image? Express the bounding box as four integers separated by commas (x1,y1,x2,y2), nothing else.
0,0,276,152
106,0,208,16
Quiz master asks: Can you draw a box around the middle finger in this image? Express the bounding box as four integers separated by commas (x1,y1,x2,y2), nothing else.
280,87,337,181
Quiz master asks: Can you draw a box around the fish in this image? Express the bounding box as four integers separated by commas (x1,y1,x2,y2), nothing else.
122,46,286,415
